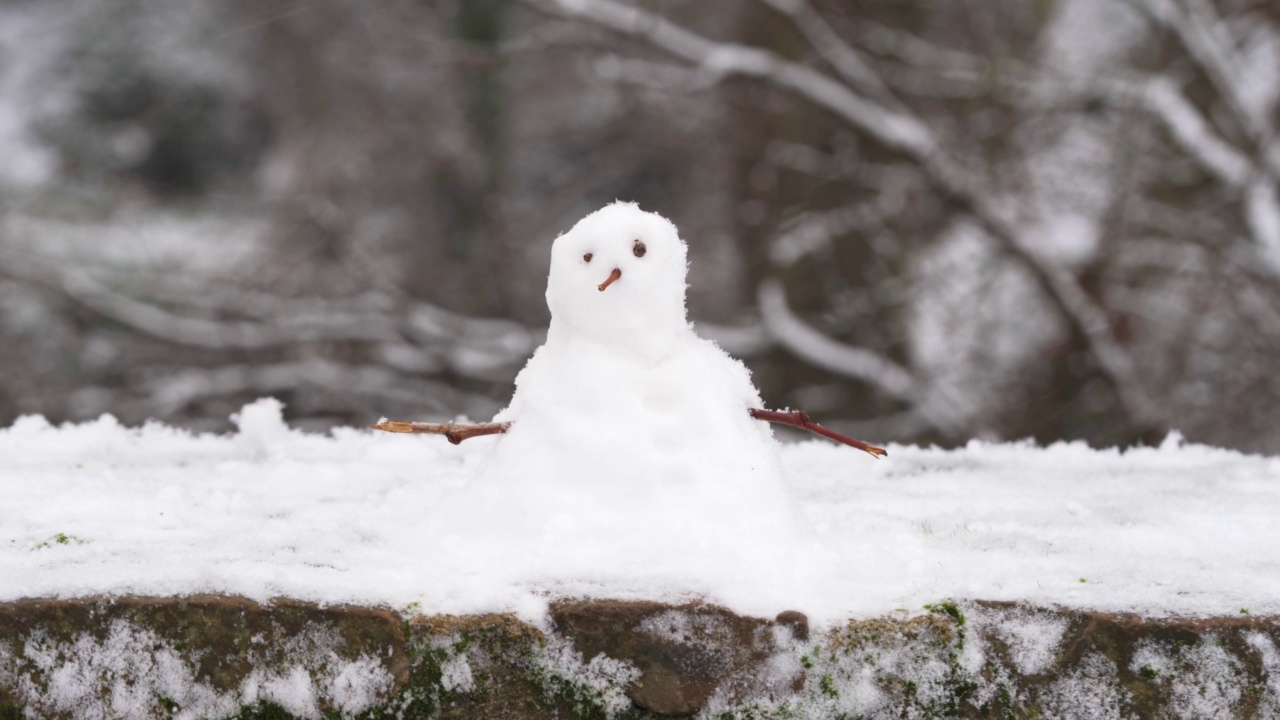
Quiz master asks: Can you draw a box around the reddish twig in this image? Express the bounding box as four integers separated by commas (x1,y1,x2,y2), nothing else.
373,408,886,458
597,268,622,291
748,408,887,459
370,419,511,445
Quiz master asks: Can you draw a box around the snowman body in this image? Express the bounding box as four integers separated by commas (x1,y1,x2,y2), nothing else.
443,203,798,564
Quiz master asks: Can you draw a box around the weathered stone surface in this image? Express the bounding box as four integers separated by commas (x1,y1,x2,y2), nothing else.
405,612,547,720
550,600,805,715
774,610,809,643
0,595,409,717
1034,606,1280,719
1,596,1278,718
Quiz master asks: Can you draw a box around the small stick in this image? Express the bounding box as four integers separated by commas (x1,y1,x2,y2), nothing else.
370,419,511,445
748,408,887,459
598,268,622,292
373,409,886,458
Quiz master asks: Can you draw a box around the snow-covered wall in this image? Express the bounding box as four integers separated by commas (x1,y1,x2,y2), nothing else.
3,402,1279,716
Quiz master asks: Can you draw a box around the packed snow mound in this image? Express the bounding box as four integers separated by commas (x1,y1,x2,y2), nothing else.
2,399,1278,625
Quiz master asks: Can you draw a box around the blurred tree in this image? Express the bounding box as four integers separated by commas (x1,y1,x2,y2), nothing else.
0,0,1276,453
32,0,268,196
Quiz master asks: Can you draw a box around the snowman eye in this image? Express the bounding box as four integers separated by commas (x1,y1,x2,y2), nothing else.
632,240,646,258
583,253,593,263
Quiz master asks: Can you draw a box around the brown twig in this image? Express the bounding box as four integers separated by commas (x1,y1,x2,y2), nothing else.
748,408,887,458
373,408,887,458
370,419,511,445
598,268,622,291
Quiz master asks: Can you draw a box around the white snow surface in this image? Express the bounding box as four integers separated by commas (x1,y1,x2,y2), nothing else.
2,399,1278,626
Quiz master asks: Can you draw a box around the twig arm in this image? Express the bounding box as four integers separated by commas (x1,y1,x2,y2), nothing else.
372,408,887,458
371,419,511,445
748,408,887,459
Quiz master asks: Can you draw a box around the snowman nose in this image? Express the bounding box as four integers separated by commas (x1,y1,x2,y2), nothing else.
597,268,622,292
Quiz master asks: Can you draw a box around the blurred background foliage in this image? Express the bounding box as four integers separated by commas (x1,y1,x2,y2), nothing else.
0,0,1278,451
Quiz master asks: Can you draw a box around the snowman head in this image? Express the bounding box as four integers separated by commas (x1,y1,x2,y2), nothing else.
546,202,690,354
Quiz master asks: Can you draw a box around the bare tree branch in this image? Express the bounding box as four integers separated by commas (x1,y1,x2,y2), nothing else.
3,253,400,349
757,279,915,402
754,0,894,102
1128,0,1274,144
535,0,938,154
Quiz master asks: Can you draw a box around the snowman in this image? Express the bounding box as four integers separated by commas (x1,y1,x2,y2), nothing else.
377,203,882,573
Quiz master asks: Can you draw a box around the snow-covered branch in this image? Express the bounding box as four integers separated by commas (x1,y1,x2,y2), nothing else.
5,253,399,349
767,202,890,268
0,246,542,421
1127,0,1274,143
757,279,968,436
535,0,937,156
756,279,914,402
4,248,541,378
863,32,1280,270
1102,3,1280,266
1107,75,1251,187
753,0,893,102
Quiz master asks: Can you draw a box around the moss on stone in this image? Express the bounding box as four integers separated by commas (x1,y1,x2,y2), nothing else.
230,701,300,720
406,613,549,720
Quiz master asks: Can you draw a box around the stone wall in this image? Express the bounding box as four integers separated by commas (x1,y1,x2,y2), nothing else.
1,596,1277,718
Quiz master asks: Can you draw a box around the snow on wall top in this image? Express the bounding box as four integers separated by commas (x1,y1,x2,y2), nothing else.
2,399,1277,625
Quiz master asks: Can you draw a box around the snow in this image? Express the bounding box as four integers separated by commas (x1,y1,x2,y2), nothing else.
1040,653,1129,719
984,607,1069,676
2,399,1279,626
1246,632,1280,716
529,635,640,717
437,652,475,695
1130,635,1246,719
